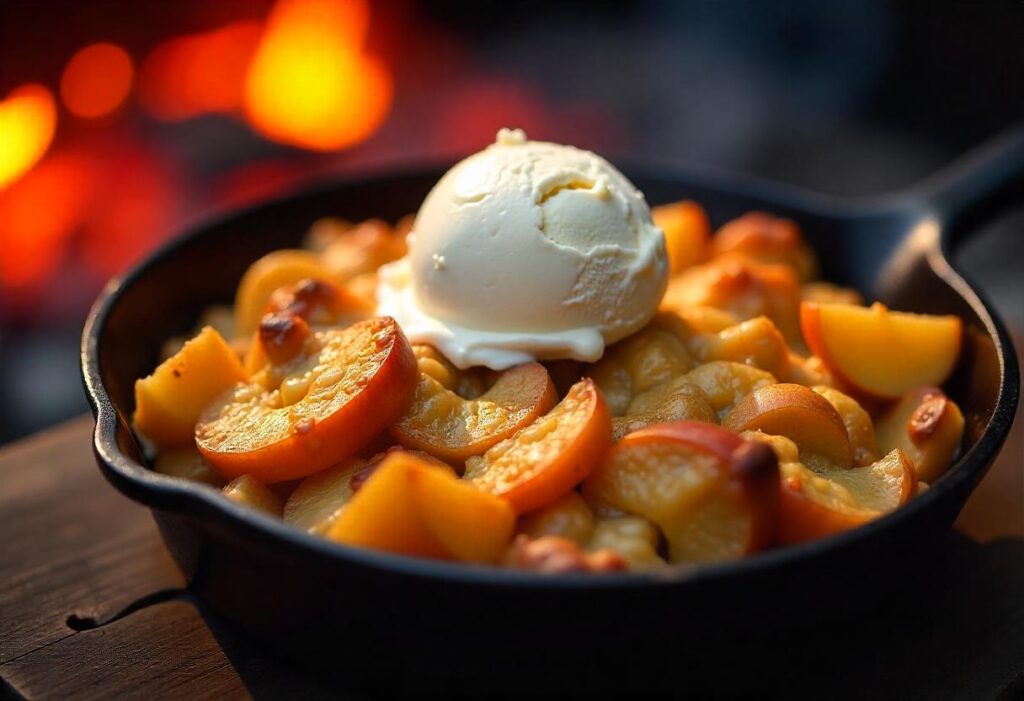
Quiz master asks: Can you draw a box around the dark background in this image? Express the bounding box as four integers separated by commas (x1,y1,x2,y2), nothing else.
1,0,1023,444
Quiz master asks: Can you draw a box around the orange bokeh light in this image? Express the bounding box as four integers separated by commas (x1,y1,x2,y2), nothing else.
139,21,263,121
60,43,134,119
244,0,392,151
0,84,57,190
0,151,92,292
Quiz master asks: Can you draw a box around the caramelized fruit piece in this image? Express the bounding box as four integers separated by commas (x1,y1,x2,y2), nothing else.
502,534,626,574
234,250,329,336
662,258,802,344
812,385,879,466
285,448,453,534
614,379,715,440
688,316,790,375
876,386,964,483
392,360,557,464
134,326,247,449
258,311,311,366
329,452,515,563
681,361,776,419
222,475,284,516
518,491,596,546
777,448,916,544
412,344,488,398
283,457,364,534
321,218,408,282
710,211,818,281
587,517,666,571
465,379,612,514
584,422,779,565
196,317,418,483
779,351,833,387
723,383,854,468
800,301,962,399
651,200,710,274
590,319,695,415
265,277,373,327
153,447,224,487
672,305,740,334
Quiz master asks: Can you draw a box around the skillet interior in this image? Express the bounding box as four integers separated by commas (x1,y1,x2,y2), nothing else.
83,162,1018,691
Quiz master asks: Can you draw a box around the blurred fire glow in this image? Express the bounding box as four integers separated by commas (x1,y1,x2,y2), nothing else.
0,151,92,292
0,84,57,190
60,43,134,119
244,0,392,151
0,0,398,308
139,21,263,121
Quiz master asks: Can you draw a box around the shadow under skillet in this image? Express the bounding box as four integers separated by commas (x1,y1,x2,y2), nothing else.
189,531,1024,700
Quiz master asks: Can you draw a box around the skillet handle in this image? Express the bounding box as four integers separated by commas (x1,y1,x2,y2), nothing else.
911,127,1024,252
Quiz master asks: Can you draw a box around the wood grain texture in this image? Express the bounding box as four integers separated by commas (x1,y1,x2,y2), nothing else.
0,416,1021,700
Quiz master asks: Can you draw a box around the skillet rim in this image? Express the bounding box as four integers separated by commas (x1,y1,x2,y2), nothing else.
81,161,1020,590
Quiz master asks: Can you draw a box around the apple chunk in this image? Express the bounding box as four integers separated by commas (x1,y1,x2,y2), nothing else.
723,383,854,467
134,326,247,449
778,448,916,544
391,360,557,465
800,301,962,399
876,386,965,483
328,452,515,563
464,378,612,514
583,422,779,565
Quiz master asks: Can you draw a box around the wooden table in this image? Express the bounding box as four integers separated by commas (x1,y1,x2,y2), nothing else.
1,412,1022,700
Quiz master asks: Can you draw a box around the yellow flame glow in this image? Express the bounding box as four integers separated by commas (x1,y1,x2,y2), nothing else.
0,84,57,190
243,0,392,151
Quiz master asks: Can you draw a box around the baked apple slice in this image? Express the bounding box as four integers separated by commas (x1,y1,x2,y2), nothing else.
321,218,408,282
680,361,776,419
812,385,879,467
688,316,790,375
284,447,453,534
328,452,515,564
710,211,818,281
265,277,373,326
222,475,284,517
234,250,330,336
614,378,715,440
661,258,803,344
518,491,597,546
196,317,418,483
589,318,696,416
153,447,225,487
651,200,710,274
777,448,916,544
587,517,666,571
800,301,962,399
391,359,557,464
723,383,854,468
464,378,612,514
583,422,779,565
134,326,247,449
876,386,965,483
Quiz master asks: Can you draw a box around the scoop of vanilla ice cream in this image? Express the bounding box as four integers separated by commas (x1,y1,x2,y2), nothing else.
376,128,668,369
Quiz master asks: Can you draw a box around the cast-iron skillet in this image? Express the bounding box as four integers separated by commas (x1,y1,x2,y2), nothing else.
83,131,1020,694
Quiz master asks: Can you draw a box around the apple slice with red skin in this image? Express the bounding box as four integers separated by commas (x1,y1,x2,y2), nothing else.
197,317,418,483
583,421,779,565
800,301,962,400
722,383,854,468
778,448,917,544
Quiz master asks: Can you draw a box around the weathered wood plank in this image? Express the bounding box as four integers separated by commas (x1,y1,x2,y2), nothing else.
0,417,185,665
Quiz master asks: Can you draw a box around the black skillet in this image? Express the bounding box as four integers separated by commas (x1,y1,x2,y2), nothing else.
82,130,1020,695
